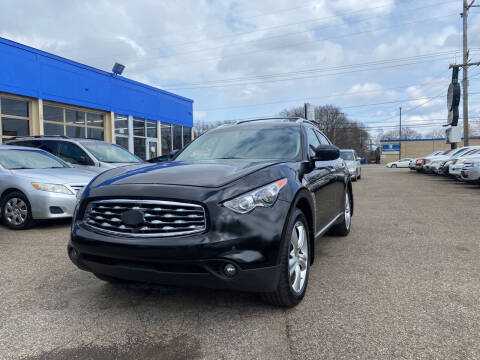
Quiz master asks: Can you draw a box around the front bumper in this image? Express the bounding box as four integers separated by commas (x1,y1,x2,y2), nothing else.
69,188,292,292
449,164,463,176
28,190,78,219
461,166,480,181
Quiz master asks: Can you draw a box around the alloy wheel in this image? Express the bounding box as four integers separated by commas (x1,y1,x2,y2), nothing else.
4,198,28,226
345,192,351,230
289,221,308,294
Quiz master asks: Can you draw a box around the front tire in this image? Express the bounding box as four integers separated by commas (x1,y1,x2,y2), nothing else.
1,191,35,230
392,164,397,168
261,209,310,307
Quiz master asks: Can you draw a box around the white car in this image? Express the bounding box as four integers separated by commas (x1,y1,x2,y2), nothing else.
461,155,480,183
423,150,453,173
386,158,412,168
448,148,480,178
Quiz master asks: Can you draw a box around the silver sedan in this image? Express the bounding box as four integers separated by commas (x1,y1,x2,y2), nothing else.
0,145,96,229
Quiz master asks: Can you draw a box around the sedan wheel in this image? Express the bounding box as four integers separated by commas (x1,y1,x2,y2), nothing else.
329,190,351,236
1,192,35,230
5,198,28,226
289,221,308,294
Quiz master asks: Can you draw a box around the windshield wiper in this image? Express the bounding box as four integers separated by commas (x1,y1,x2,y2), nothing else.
215,157,245,159
10,167,33,169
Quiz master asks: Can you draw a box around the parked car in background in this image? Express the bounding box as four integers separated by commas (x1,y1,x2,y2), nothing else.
445,148,480,178
423,149,453,173
434,147,478,175
448,148,480,180
6,136,143,173
386,158,412,168
69,118,354,307
340,149,361,181
461,155,480,183
0,145,95,229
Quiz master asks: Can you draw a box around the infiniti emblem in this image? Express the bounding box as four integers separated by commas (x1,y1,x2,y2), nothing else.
121,209,145,227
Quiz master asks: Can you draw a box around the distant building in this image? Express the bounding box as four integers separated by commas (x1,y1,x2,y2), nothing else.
379,137,480,164
0,37,193,160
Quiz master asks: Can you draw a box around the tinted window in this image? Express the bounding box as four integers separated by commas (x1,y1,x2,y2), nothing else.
57,142,91,165
39,140,58,154
307,128,321,157
1,98,29,117
315,130,331,145
2,117,29,137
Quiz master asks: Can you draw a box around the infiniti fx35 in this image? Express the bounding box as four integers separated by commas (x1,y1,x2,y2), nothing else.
69,118,354,307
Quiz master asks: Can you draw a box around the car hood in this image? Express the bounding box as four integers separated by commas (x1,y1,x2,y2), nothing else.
89,159,281,189
344,160,357,166
12,168,96,185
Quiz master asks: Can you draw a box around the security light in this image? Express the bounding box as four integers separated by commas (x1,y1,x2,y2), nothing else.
112,63,125,75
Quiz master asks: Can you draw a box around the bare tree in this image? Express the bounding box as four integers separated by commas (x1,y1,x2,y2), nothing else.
380,127,422,141
279,104,370,155
193,120,234,137
423,128,445,138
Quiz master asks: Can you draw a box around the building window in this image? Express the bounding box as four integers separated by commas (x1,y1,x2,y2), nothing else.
114,114,129,150
161,123,172,155
0,96,31,143
43,103,104,140
146,120,157,138
173,124,183,150
183,126,192,146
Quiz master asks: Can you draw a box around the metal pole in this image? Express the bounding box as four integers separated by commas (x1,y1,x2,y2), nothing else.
399,106,402,161
463,0,469,146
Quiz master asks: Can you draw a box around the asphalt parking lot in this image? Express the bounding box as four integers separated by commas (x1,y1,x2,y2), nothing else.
1,166,479,360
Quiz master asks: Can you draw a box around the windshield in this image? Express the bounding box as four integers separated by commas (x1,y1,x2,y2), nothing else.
175,127,301,162
340,151,355,161
81,142,141,163
0,149,68,169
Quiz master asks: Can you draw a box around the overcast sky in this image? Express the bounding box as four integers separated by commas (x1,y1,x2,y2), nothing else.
1,0,479,136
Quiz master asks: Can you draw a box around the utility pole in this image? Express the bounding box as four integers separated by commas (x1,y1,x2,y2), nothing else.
461,0,480,145
399,106,402,161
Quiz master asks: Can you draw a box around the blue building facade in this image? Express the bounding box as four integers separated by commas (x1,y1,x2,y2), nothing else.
0,37,193,159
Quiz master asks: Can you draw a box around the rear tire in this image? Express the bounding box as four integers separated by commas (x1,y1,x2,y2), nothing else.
329,190,352,236
261,209,310,307
1,191,35,230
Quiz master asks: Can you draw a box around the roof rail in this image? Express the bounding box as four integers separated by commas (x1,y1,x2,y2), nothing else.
8,135,70,141
234,116,306,125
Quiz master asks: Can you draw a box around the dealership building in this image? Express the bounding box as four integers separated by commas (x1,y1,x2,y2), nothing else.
0,37,193,160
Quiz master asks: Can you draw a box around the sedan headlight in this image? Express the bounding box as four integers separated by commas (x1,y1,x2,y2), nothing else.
223,178,287,214
32,183,74,195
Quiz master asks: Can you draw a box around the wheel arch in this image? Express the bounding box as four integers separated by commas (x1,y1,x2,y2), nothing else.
286,188,316,265
0,188,26,204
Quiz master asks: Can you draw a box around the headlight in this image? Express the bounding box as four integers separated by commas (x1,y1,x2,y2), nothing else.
32,183,74,195
223,178,287,214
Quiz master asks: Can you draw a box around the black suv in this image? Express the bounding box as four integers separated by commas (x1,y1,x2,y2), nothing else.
69,118,353,307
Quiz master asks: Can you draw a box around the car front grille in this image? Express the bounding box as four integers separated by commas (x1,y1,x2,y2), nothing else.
83,199,206,237
463,163,473,170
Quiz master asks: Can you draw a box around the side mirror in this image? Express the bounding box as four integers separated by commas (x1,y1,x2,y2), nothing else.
168,149,180,160
312,144,340,161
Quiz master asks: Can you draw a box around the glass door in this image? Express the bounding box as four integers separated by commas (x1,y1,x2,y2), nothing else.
147,139,158,160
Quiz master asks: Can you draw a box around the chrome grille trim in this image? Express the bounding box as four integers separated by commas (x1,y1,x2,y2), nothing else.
83,199,206,237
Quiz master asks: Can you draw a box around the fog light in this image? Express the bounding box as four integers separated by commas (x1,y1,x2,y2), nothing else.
224,263,237,277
